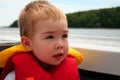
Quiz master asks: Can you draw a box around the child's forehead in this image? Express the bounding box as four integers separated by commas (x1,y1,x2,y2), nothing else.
42,28,68,34
34,18,67,27
40,29,68,37
34,19,68,33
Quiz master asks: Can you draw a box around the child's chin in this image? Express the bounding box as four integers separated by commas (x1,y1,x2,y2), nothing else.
51,59,64,66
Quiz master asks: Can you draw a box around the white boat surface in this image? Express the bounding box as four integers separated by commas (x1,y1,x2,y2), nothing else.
69,35,120,76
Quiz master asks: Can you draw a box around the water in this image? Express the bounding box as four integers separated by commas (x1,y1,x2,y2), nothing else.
69,28,120,52
0,27,20,43
69,28,120,37
0,27,120,52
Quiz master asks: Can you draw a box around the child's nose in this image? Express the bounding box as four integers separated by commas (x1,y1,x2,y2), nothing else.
55,39,64,50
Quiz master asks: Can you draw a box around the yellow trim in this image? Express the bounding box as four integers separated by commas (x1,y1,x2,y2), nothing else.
68,48,84,64
0,44,26,67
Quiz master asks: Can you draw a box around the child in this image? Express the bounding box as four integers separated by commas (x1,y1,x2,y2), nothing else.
1,0,80,80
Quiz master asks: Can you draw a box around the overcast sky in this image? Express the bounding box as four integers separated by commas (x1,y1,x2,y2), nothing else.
0,0,120,27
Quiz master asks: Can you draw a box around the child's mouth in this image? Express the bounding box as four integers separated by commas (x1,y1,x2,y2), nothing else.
53,53,64,60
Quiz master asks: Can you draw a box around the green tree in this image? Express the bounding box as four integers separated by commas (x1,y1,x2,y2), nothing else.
10,20,18,27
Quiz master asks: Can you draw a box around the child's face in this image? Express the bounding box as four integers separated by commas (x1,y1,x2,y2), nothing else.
30,19,69,65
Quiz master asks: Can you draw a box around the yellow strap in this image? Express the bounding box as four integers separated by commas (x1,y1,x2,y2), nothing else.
0,44,26,67
68,48,84,64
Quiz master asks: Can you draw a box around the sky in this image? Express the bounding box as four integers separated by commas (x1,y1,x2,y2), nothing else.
0,0,120,27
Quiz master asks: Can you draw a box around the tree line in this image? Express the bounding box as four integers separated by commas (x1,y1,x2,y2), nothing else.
10,7,120,28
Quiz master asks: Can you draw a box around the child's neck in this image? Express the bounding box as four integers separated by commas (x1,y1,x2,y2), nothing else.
39,60,53,72
31,53,55,72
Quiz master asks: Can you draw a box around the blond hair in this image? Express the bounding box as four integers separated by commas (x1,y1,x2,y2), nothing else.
18,0,66,38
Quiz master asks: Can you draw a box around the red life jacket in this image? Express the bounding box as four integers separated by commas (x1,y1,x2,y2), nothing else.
1,52,80,80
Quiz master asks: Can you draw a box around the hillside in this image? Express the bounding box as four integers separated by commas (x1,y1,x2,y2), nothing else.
10,7,120,28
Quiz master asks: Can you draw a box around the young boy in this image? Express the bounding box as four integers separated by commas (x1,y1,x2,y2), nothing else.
1,0,80,80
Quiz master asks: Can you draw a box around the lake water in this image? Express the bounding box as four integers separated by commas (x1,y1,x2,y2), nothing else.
69,28,120,37
0,27,120,52
69,28,120,52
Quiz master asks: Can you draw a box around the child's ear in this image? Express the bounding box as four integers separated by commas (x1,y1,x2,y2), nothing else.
21,36,32,51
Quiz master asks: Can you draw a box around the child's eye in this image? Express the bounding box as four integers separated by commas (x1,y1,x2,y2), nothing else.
62,34,68,38
46,35,54,39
